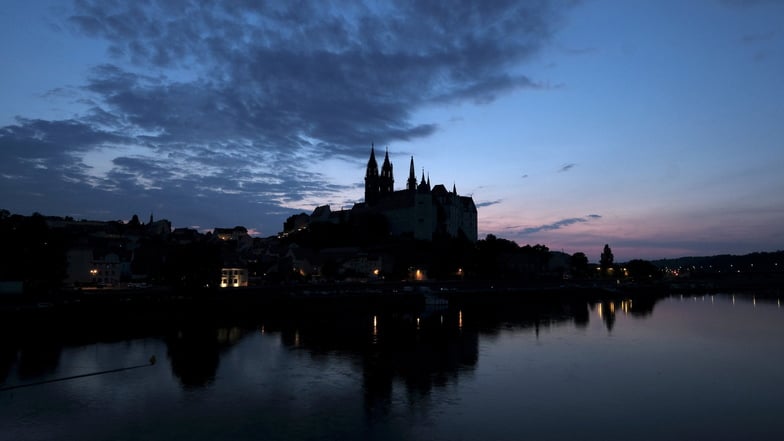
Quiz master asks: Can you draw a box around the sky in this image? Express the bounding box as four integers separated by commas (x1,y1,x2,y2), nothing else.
1,0,783,262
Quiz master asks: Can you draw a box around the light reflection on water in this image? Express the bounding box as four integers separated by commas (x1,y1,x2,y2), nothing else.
1,293,783,441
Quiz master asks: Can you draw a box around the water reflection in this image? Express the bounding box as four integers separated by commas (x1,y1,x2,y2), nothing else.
166,325,220,388
0,294,664,393
0,334,62,385
674,292,781,308
252,308,478,417
592,296,658,331
138,295,664,414
165,322,252,388
16,343,62,380
0,345,14,385
240,295,662,416
4,293,784,440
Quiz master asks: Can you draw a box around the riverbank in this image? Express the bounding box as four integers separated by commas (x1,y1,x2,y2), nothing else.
1,276,780,327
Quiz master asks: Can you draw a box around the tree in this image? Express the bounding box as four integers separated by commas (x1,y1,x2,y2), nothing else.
600,244,614,272
162,241,222,288
570,252,589,277
0,214,67,293
626,259,661,282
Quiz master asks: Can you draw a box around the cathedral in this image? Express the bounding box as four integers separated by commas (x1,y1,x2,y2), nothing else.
288,145,477,242
357,145,477,241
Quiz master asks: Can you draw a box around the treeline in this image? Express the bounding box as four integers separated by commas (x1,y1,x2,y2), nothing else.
1,209,692,293
652,251,784,275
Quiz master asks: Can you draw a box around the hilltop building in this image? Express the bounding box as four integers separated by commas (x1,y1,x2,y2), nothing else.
286,146,477,241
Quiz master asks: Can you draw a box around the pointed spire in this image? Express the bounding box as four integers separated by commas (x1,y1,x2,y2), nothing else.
418,168,431,192
365,144,380,204
366,143,379,176
452,182,457,195
407,156,417,190
380,145,394,194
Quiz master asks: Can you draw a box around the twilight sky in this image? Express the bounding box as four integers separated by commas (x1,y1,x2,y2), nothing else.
2,0,783,261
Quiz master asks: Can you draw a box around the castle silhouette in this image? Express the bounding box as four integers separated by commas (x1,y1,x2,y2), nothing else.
286,145,477,241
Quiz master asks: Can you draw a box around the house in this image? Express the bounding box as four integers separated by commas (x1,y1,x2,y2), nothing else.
220,267,248,288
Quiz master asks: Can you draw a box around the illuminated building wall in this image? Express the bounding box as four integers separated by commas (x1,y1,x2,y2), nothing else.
220,267,248,288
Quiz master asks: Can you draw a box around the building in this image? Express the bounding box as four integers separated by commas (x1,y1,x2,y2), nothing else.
356,146,477,241
283,146,478,241
66,249,128,287
214,226,250,242
220,267,248,288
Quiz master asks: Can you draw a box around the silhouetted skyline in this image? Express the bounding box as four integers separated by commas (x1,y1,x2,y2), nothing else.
1,1,783,261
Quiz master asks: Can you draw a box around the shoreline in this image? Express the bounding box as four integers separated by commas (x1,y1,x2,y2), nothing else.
0,280,779,349
2,277,780,319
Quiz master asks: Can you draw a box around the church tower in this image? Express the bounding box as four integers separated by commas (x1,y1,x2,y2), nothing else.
365,144,380,205
417,170,431,192
407,156,417,191
379,147,394,196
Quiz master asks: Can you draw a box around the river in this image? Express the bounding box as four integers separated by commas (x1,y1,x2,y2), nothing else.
2,293,783,440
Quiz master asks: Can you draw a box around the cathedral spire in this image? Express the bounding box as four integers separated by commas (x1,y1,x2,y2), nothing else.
418,169,431,192
367,143,377,167
365,144,380,205
407,156,417,191
380,146,394,195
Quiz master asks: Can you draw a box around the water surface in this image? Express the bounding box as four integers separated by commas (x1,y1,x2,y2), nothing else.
2,294,782,440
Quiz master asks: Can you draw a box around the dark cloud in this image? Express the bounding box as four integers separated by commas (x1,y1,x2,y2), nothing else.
0,118,126,188
63,0,567,148
515,214,601,235
558,163,576,172
0,147,302,235
2,0,572,233
476,199,503,208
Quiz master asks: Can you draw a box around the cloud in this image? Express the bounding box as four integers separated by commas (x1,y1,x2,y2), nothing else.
515,214,602,235
61,1,568,148
1,0,573,233
476,199,503,208
558,163,576,172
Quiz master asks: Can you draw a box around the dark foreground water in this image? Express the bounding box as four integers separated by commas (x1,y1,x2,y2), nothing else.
2,293,783,441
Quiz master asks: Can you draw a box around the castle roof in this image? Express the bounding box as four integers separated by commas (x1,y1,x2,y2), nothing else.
432,184,449,196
